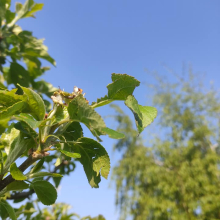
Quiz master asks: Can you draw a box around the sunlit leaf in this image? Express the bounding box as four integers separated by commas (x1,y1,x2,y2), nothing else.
27,172,62,179
71,137,110,188
10,162,27,180
20,85,46,121
125,95,157,134
68,95,106,139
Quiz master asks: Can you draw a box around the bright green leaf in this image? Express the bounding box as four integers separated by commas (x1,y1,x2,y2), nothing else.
57,148,81,159
23,3,44,18
0,101,25,120
125,95,157,134
27,172,63,179
10,162,27,180
31,180,57,205
0,89,24,108
20,85,46,121
3,132,36,174
101,127,125,139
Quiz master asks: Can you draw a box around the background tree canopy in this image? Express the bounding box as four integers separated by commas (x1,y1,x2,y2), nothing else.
112,72,220,220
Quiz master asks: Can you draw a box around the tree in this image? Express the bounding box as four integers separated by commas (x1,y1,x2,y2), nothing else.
112,72,220,220
0,1,157,219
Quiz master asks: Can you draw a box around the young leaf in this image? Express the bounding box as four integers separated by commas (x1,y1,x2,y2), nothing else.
14,113,42,129
125,95,157,134
0,199,16,220
101,127,125,139
91,95,113,108
57,149,81,159
27,172,63,179
0,101,26,120
8,0,43,27
0,89,24,108
6,181,29,191
3,133,36,174
31,180,57,205
68,95,106,139
107,73,140,100
30,158,45,174
91,73,140,108
10,162,27,180
20,85,46,121
71,137,110,188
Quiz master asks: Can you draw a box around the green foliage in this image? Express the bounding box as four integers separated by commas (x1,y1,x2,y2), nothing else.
0,198,16,220
0,0,156,219
31,180,57,205
17,202,106,220
112,72,220,220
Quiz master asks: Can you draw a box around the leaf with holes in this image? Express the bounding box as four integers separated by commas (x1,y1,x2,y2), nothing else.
70,137,110,188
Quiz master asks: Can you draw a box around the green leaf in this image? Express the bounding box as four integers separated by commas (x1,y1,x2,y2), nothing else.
51,105,69,125
62,122,83,141
14,121,38,139
20,85,46,121
3,132,36,174
27,172,63,179
107,73,140,100
23,3,44,18
91,95,113,108
71,137,110,188
0,199,16,220
30,158,44,174
0,89,24,108
0,125,19,150
0,101,25,120
138,105,157,132
57,149,81,159
8,0,43,27
68,95,106,139
32,80,57,97
125,95,157,134
6,181,29,191
91,74,140,108
10,162,27,180
14,113,42,129
31,180,57,205
9,62,30,87
16,2,23,13
101,127,125,139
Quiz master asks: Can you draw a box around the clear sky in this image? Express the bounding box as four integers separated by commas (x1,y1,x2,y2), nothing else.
10,0,220,219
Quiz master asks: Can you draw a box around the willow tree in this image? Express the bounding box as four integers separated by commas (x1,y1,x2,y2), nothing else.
113,73,220,220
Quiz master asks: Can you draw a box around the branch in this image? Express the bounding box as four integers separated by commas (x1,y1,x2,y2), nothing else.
6,189,35,200
0,154,40,191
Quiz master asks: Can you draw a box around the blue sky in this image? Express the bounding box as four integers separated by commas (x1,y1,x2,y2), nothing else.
10,0,220,219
